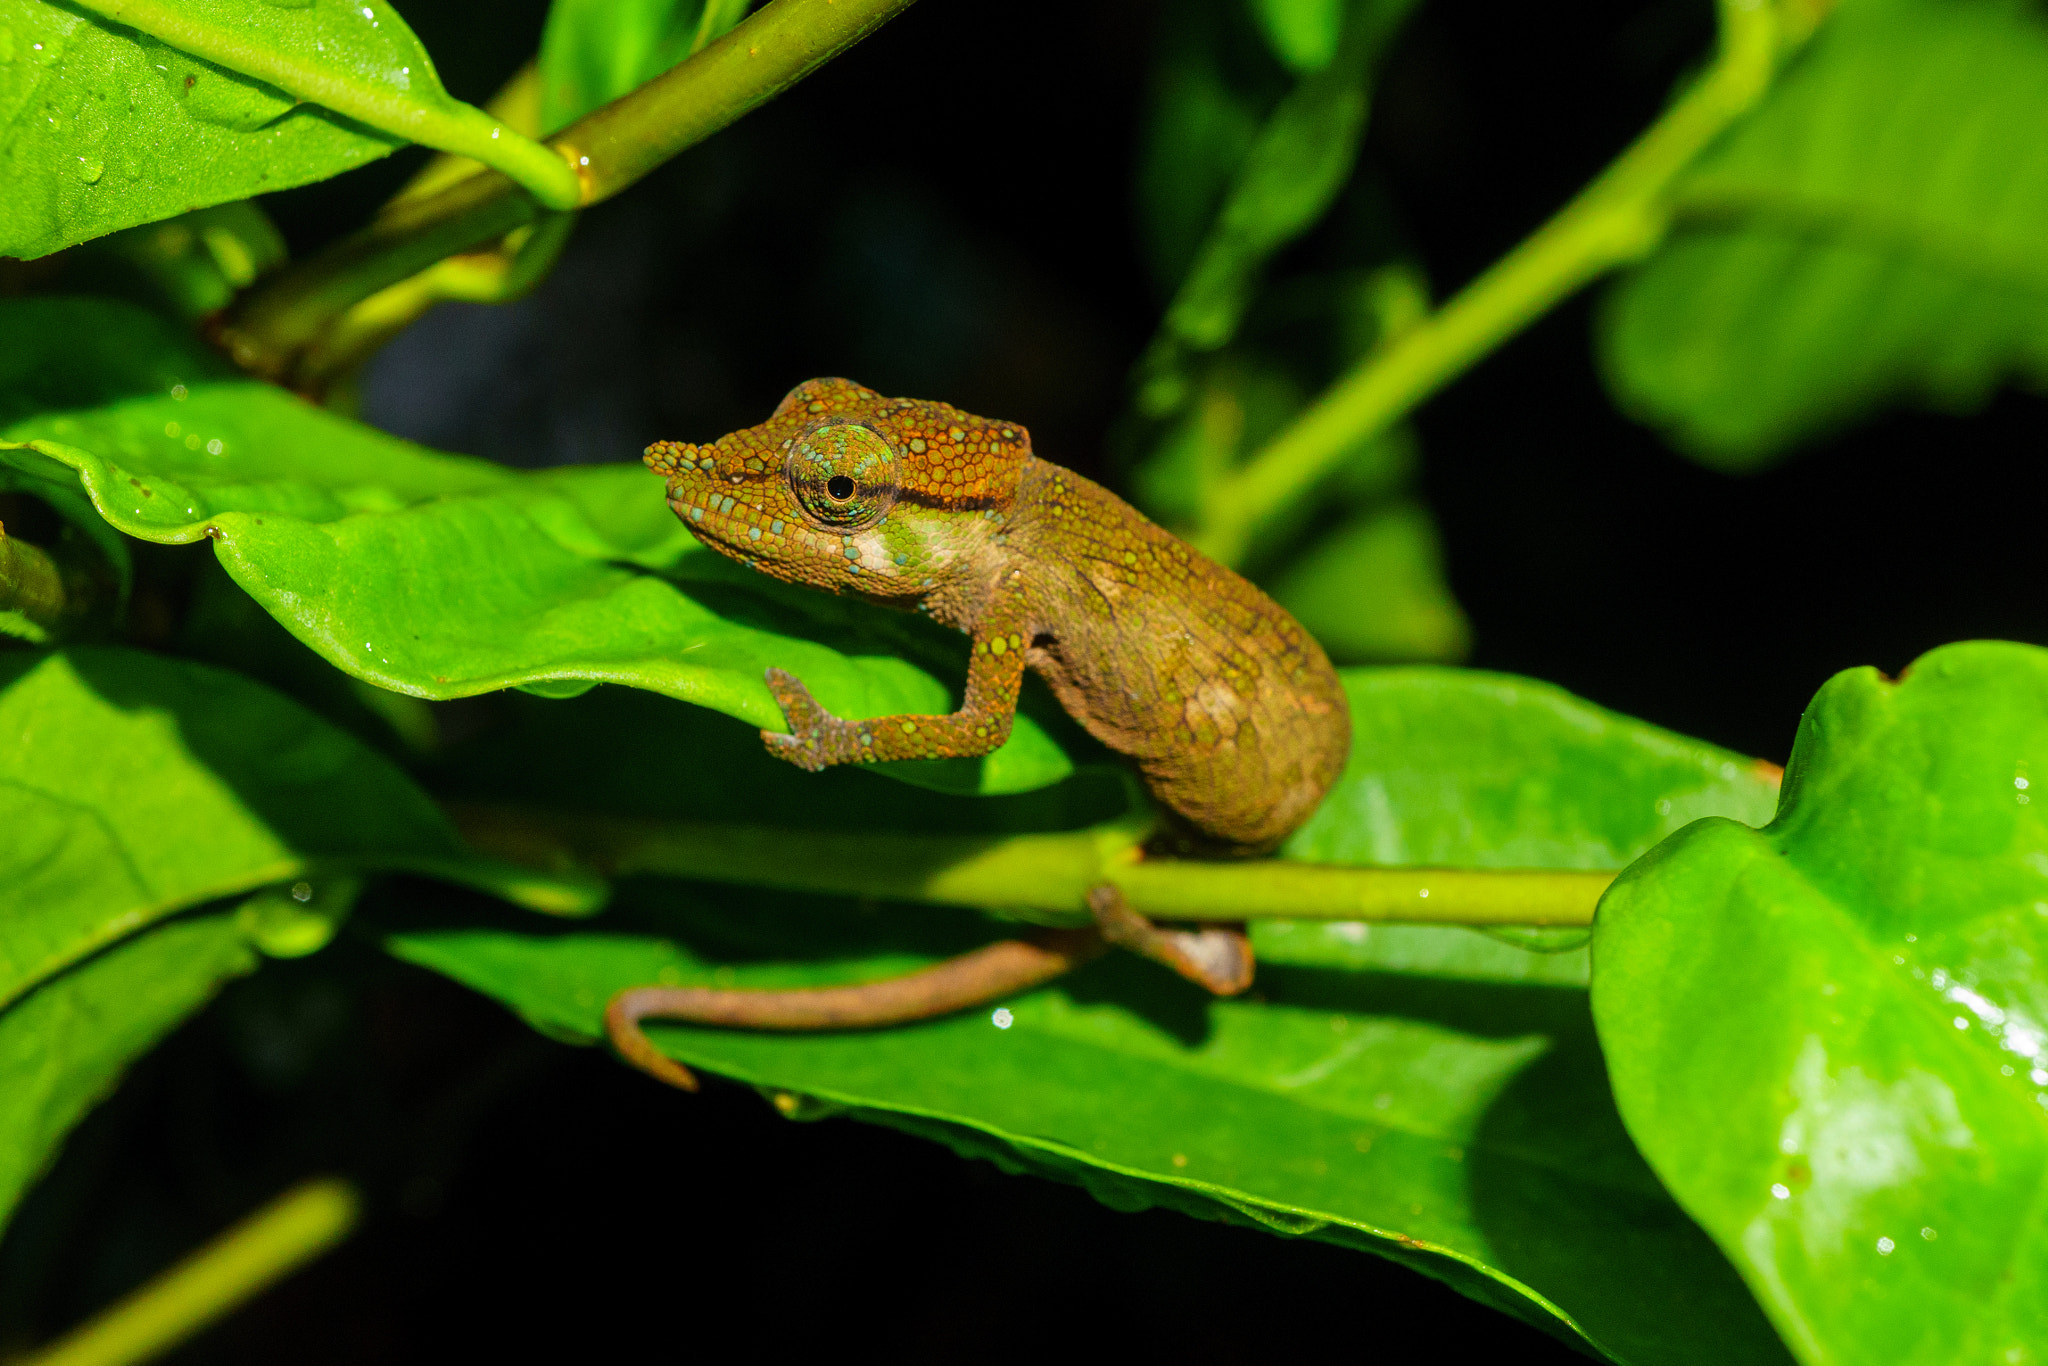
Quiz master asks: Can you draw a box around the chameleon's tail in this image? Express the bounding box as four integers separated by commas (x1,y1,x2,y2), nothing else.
603,929,1106,1091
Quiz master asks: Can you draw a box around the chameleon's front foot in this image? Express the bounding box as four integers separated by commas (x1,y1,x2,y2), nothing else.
1087,884,1254,996
761,666,838,770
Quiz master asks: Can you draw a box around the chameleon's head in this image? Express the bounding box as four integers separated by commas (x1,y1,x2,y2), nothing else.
644,378,1032,597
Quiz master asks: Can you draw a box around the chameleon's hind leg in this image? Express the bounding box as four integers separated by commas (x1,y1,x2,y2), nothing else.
1086,884,1254,996
605,928,1105,1091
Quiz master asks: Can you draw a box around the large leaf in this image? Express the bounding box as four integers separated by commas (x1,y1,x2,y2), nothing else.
0,0,400,260
1595,641,2048,1364
0,647,593,1016
0,297,1072,793
387,667,1790,1365
0,912,256,1234
1600,0,2048,467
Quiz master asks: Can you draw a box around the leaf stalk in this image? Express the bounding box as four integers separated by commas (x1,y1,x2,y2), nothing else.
448,806,1612,927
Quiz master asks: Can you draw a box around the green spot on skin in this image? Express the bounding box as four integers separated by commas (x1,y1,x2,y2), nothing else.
749,527,762,540
990,637,1007,656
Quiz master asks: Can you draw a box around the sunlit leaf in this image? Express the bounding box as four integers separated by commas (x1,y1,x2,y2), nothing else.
0,0,401,258
1596,641,2048,1364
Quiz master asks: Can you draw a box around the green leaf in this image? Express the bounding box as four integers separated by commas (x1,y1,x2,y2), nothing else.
0,646,595,1016
0,297,1072,794
1600,0,2048,467
387,667,1788,1366
0,0,394,259
1137,3,1390,418
538,0,750,134
1595,641,2048,1365
1247,0,1346,73
1268,499,1470,663
0,912,257,1234
67,201,289,323
72,0,580,208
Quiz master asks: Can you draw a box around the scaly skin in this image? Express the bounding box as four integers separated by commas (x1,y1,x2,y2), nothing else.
614,378,1351,1087
645,377,1351,852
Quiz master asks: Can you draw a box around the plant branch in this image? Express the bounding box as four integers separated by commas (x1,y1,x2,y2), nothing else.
1194,0,1825,564
19,1179,359,1366
449,806,1613,928
218,0,919,386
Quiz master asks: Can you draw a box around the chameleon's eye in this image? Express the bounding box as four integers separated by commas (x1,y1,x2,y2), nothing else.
788,421,899,528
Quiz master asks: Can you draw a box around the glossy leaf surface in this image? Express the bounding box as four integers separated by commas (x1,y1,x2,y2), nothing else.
0,913,256,1234
0,0,400,258
0,297,1070,793
0,647,592,1017
1595,641,2048,1364
389,667,1787,1366
1602,0,2048,466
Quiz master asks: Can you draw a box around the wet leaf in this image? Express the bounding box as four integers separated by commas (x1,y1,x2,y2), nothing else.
0,297,1072,794
387,667,1787,1366
0,0,400,259
0,912,257,1234
1595,641,2048,1365
0,647,594,1017
1601,0,2048,466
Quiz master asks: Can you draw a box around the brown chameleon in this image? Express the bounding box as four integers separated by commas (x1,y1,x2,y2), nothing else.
606,379,1350,1088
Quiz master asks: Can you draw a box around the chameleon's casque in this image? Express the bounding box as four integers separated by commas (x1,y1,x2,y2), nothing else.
645,378,1350,852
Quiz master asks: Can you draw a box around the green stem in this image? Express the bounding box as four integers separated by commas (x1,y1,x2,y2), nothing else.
75,0,580,209
1195,0,1807,564
450,806,1612,928
218,0,919,385
20,1179,360,1366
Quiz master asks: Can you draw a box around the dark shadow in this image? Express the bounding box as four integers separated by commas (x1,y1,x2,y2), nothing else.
429,672,1128,835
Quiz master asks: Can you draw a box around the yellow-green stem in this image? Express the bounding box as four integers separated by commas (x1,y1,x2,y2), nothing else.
1195,0,1806,564
449,806,1611,928
19,1179,359,1366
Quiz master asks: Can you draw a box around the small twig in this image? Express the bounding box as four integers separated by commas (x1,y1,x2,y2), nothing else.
17,1179,360,1366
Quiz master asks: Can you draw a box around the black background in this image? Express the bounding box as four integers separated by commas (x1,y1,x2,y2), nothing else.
7,0,2043,1358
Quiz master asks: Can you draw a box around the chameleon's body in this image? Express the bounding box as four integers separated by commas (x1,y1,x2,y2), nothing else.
644,378,1350,852
610,379,1350,1090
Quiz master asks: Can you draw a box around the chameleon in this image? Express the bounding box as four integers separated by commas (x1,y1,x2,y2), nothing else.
606,378,1351,1089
